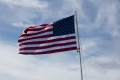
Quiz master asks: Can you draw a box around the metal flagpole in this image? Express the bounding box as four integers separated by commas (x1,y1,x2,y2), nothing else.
74,11,83,80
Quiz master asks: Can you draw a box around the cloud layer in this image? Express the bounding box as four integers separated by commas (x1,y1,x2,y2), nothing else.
0,0,120,80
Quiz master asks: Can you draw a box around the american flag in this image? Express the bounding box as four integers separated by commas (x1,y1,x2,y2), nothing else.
18,15,77,55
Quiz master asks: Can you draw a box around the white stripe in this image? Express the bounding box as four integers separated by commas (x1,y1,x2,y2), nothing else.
19,34,76,44
29,25,43,28
19,31,53,40
19,39,76,48
22,26,43,33
27,26,53,34
20,44,77,53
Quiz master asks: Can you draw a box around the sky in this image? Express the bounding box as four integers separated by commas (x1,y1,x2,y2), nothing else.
0,0,120,80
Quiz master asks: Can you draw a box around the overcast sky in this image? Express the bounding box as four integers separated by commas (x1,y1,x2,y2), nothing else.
0,0,120,80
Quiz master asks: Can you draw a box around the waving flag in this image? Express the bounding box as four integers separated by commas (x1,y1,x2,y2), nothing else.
18,15,77,55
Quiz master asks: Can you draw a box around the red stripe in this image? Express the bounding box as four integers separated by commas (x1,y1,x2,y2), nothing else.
19,36,76,46
40,24,53,27
20,29,53,37
20,41,76,50
28,27,45,31
18,34,53,42
19,47,77,55
25,24,52,31
40,24,49,26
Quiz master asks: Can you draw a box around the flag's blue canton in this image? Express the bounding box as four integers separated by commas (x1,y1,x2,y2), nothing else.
53,15,75,36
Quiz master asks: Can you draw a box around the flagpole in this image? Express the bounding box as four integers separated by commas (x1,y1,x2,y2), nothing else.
74,11,83,80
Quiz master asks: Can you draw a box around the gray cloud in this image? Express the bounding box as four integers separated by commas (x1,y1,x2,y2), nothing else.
0,0,120,80
81,0,98,23
0,0,49,27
